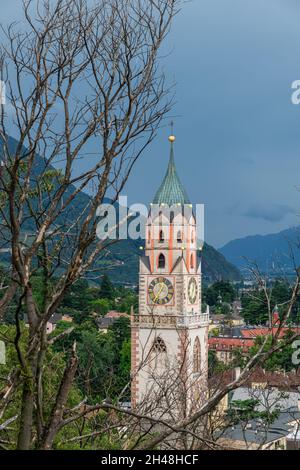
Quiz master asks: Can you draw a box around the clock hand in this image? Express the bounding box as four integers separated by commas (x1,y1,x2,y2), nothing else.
154,283,164,302
192,284,196,296
189,281,196,301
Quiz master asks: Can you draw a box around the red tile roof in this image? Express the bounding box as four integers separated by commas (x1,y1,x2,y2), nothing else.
209,367,300,392
105,310,130,319
209,337,255,351
209,326,300,351
241,327,300,338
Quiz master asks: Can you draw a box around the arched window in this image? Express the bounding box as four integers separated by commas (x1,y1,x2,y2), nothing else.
193,337,201,374
190,253,195,269
177,230,182,243
159,211,163,225
149,336,168,372
159,230,164,243
152,336,167,353
191,231,195,243
158,253,165,269
170,211,174,223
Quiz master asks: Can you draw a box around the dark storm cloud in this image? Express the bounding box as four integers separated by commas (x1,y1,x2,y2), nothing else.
3,0,300,246
244,204,297,222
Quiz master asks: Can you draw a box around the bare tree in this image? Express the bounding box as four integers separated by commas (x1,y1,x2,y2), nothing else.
0,0,179,449
39,297,300,451
1,0,300,452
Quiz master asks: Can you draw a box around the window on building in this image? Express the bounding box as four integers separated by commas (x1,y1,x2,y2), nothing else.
159,230,164,243
190,253,195,269
149,336,168,371
193,337,201,373
152,336,167,353
177,230,182,243
159,211,163,225
158,253,165,269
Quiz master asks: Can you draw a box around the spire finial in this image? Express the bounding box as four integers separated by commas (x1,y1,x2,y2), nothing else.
168,120,175,143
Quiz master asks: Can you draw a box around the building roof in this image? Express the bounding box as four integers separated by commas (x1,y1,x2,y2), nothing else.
152,141,190,206
209,367,300,392
222,326,245,337
209,337,255,351
241,326,300,339
211,324,300,340
97,311,130,329
49,313,63,324
140,255,151,272
97,317,115,329
219,408,300,446
24,313,62,325
231,387,300,412
105,311,130,319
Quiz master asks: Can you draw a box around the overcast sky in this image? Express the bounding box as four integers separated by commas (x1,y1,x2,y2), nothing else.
3,0,300,247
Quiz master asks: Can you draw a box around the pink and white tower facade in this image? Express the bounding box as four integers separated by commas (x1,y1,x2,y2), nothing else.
131,134,209,418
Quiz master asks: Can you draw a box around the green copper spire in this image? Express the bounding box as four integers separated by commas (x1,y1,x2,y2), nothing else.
152,135,190,206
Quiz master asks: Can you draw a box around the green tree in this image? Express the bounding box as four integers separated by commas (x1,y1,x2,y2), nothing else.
203,286,218,307
117,338,131,395
227,399,280,426
208,350,223,376
109,317,130,350
99,275,115,301
203,281,236,308
271,280,290,306
219,302,232,317
77,327,117,399
52,319,129,400
0,323,83,448
248,332,296,372
89,298,111,316
241,281,293,325
117,292,138,314
213,281,236,304
62,279,95,313
241,290,269,325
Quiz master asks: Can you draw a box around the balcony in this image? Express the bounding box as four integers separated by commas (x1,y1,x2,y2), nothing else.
131,313,209,329
177,313,209,327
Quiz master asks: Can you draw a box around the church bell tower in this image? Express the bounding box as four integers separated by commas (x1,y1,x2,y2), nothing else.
131,134,209,418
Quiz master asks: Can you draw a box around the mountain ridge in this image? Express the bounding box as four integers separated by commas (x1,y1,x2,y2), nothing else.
0,136,242,284
219,225,300,273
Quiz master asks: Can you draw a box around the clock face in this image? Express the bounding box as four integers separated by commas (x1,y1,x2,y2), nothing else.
148,277,174,305
188,277,198,304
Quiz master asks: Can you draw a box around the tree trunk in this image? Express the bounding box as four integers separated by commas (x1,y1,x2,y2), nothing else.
17,356,37,450
39,344,78,450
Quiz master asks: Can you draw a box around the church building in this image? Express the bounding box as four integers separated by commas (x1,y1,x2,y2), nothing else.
131,134,209,418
